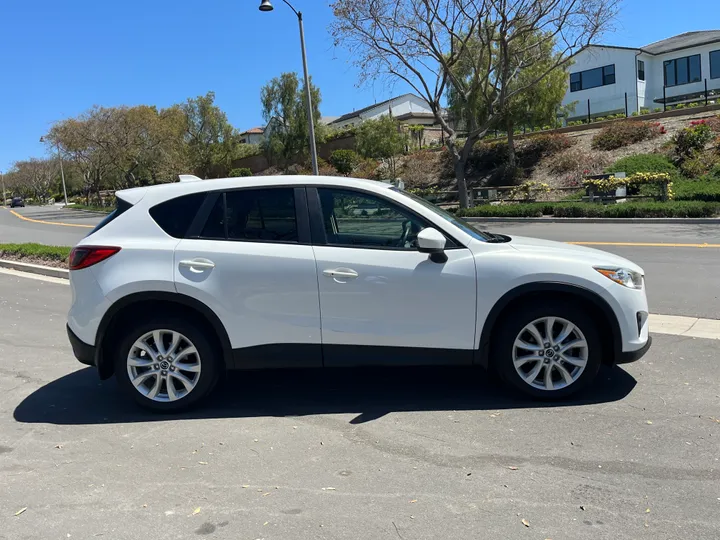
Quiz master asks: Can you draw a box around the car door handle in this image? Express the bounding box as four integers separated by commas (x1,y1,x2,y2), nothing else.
179,258,216,271
323,268,359,279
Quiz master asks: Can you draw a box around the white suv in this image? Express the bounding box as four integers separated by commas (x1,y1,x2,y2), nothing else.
67,175,651,411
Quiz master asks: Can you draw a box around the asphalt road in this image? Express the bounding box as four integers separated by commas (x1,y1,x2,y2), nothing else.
1,271,719,539
1,207,719,318
0,206,102,246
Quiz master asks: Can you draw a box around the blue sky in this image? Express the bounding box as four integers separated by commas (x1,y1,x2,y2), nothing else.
0,0,715,171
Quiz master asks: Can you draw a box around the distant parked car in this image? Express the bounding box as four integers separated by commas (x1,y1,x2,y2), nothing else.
10,197,24,208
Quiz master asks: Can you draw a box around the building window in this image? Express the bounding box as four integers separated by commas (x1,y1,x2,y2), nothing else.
569,64,616,92
711,50,720,79
638,59,645,81
664,54,701,87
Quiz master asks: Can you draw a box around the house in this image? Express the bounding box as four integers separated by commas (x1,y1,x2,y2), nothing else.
328,93,440,129
562,30,720,120
239,127,265,145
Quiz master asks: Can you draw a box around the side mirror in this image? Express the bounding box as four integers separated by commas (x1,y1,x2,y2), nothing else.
417,227,447,262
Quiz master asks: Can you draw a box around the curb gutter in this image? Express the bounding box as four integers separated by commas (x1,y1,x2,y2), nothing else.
0,259,69,279
464,217,720,224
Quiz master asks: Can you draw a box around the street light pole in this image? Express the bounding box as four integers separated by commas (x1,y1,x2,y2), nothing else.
1,170,6,207
259,0,319,175
40,136,69,206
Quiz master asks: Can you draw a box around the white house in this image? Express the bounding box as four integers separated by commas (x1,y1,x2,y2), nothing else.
562,30,720,120
328,93,439,129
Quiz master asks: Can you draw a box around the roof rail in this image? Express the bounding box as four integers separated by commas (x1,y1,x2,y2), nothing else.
178,174,202,182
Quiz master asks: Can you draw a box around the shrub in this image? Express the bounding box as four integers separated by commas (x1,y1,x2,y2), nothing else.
674,177,720,202
329,149,360,175
547,148,610,183
457,202,550,218
654,108,662,113
630,111,639,117
522,133,573,156
605,153,678,177
673,122,714,157
640,108,650,115
228,167,252,177
680,152,720,178
591,121,665,151
468,140,509,172
675,103,687,109
594,116,607,122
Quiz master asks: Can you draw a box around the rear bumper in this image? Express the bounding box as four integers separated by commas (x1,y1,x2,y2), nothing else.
67,324,96,367
616,335,652,364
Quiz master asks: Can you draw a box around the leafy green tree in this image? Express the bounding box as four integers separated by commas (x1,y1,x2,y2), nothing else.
329,149,360,175
355,115,406,179
331,0,618,207
181,91,239,178
261,72,322,165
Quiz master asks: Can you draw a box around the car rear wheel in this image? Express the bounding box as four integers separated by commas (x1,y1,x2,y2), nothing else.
114,318,220,412
493,303,602,399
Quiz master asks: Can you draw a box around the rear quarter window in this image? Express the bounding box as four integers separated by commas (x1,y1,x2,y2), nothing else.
150,193,206,238
90,198,133,234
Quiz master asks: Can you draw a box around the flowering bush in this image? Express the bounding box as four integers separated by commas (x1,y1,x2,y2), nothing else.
507,181,551,201
673,123,714,158
591,121,666,151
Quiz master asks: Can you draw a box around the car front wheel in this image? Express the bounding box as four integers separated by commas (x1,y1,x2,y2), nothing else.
114,318,219,412
494,303,602,399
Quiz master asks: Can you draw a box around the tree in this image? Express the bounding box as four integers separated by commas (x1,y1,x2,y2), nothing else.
331,0,618,207
46,107,117,204
181,92,239,178
451,31,570,170
260,72,322,165
7,159,57,202
356,115,407,179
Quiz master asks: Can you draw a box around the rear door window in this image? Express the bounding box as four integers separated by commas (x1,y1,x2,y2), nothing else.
198,188,298,243
150,193,206,238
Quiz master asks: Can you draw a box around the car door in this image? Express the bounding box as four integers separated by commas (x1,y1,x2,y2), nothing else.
309,187,477,367
173,186,322,368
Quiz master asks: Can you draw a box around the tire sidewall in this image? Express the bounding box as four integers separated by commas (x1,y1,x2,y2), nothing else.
493,303,602,399
114,318,219,412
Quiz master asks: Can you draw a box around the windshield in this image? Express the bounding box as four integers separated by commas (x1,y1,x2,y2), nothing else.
392,188,493,241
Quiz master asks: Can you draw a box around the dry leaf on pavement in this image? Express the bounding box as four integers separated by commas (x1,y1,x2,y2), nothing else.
521,519,530,527
192,507,201,516
507,466,519,470
15,507,28,516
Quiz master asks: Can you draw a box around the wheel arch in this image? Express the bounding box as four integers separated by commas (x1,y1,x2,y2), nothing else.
475,282,622,369
94,292,233,379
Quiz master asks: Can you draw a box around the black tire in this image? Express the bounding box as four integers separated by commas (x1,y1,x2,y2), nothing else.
492,302,602,399
114,316,221,412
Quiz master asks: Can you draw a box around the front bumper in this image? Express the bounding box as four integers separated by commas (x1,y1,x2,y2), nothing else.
616,335,652,364
67,324,96,367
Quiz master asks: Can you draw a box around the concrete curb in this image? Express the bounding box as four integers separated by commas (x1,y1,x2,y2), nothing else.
0,259,69,279
464,217,720,224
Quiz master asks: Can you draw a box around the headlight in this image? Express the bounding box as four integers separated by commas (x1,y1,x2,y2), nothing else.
594,267,643,289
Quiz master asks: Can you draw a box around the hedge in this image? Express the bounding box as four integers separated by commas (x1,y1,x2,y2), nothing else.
674,178,720,202
457,201,720,218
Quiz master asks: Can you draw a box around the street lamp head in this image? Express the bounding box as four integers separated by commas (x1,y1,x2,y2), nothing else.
259,0,274,11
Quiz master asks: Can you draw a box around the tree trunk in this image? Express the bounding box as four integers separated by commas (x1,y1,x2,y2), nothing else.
454,160,470,208
506,117,516,170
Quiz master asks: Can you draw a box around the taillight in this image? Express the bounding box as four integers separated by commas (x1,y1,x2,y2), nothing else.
69,246,121,270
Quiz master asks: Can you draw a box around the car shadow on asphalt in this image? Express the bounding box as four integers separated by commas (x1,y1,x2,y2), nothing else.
13,365,637,426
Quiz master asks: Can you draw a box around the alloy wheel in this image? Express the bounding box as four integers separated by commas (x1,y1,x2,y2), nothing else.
126,329,202,402
512,316,589,391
